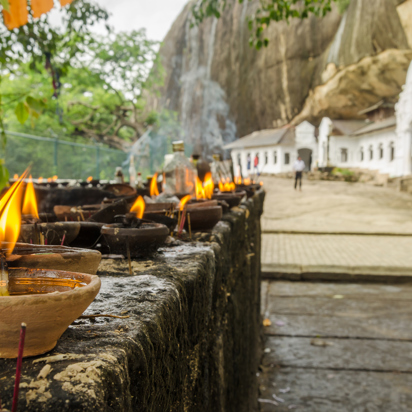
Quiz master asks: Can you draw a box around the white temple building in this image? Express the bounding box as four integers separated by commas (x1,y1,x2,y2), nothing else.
225,62,412,178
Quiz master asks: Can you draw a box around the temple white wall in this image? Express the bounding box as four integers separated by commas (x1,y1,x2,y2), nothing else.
230,121,318,176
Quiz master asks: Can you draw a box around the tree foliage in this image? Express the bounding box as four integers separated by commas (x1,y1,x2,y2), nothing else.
67,29,164,150
192,0,338,49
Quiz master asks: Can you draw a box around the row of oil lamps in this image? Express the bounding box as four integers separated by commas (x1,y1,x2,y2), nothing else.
0,168,262,362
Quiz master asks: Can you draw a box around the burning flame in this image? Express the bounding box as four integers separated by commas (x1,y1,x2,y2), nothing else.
87,176,93,182
130,195,145,219
179,195,192,211
22,175,39,218
47,177,52,183
195,173,214,200
203,172,214,199
0,169,29,256
150,173,159,197
195,177,205,199
38,177,43,183
260,181,264,186
235,176,242,185
52,175,58,182
13,174,18,180
243,177,251,186
218,179,236,193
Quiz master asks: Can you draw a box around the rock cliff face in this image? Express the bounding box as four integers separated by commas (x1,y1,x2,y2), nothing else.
152,0,412,157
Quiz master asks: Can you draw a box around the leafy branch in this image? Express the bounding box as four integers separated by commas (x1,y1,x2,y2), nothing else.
192,0,337,49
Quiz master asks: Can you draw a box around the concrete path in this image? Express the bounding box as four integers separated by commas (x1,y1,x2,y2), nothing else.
261,176,412,234
258,177,412,411
261,177,412,279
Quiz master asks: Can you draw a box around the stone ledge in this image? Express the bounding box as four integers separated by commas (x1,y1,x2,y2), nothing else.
0,190,265,412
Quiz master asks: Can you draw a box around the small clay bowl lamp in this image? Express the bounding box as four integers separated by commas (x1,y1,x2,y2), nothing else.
178,195,223,232
20,177,81,245
184,205,222,231
79,181,90,188
101,196,169,257
6,243,102,275
0,172,101,358
20,221,81,246
143,202,177,232
103,183,137,197
54,205,101,221
60,181,70,187
0,267,101,358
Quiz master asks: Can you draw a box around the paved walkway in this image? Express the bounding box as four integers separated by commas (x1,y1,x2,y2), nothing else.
259,280,412,411
259,177,412,411
261,176,412,234
261,177,412,279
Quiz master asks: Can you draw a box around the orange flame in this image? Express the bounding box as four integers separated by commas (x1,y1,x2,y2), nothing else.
243,177,251,186
195,176,206,199
13,174,18,180
0,169,29,256
179,195,192,211
22,175,39,218
235,176,242,185
130,195,145,219
87,176,93,182
47,177,52,183
219,179,236,193
203,172,214,199
38,177,43,183
260,181,263,186
150,173,159,197
52,175,58,181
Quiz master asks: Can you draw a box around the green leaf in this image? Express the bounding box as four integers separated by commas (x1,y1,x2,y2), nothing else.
15,102,29,125
0,0,10,12
0,159,10,192
26,96,46,114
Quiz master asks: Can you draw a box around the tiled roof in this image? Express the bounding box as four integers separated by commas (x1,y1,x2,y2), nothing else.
352,116,396,136
330,120,366,136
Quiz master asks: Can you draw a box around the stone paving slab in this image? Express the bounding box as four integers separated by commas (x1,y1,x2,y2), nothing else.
263,335,412,372
259,281,412,411
264,313,412,340
267,296,412,318
258,367,412,412
262,233,412,279
268,281,412,299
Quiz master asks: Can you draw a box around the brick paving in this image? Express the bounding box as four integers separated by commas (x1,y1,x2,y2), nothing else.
262,233,412,277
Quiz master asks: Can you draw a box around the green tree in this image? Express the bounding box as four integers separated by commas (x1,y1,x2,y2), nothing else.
66,29,164,150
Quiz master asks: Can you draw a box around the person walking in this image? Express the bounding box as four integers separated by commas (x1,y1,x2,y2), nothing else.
293,156,305,190
247,153,251,175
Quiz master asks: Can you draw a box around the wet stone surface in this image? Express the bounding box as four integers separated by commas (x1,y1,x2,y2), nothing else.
0,191,265,412
259,280,412,411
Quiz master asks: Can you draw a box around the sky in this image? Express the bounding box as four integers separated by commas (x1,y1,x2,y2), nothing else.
97,0,189,41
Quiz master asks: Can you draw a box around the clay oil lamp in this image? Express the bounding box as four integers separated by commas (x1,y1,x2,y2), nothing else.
87,176,101,187
235,176,262,198
0,171,101,358
36,176,48,187
101,196,169,258
178,177,223,232
19,177,80,246
47,175,59,188
212,177,246,208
